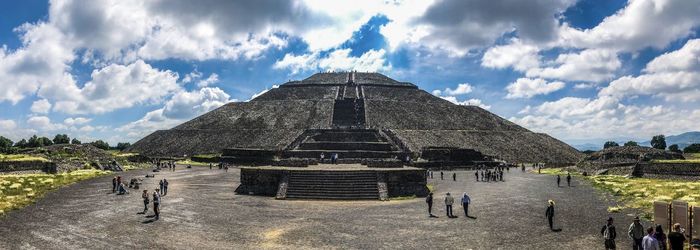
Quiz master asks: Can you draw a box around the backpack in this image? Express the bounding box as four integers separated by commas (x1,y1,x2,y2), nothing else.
603,225,614,240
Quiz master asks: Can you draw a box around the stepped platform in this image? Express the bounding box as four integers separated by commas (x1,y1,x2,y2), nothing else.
235,164,428,200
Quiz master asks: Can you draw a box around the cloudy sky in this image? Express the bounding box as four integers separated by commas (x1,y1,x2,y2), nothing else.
1,0,699,146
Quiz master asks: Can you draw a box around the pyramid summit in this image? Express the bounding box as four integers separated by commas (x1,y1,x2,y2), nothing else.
128,71,582,164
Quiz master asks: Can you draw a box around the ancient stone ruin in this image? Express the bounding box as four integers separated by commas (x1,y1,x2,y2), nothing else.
128,72,582,165
128,72,583,199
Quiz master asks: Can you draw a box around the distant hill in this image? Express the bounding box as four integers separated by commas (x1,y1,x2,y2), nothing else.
572,143,601,151
641,131,700,149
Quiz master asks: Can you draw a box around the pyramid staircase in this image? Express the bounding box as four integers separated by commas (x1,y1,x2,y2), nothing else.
283,129,405,161
285,170,380,200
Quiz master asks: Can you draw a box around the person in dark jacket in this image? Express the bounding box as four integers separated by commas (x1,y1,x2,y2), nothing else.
452,173,456,181
667,223,686,250
474,171,479,182
556,175,561,187
566,173,572,187
654,224,667,250
545,200,555,231
426,192,436,217
601,217,617,250
112,177,117,193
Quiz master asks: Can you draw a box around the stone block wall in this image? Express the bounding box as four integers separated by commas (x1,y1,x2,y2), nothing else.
0,161,57,173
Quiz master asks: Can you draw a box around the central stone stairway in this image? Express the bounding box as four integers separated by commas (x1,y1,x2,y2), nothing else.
285,170,380,200
283,129,404,160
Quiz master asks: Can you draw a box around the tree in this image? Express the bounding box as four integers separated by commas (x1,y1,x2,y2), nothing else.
0,136,13,153
668,144,681,153
39,137,53,146
684,144,700,153
115,142,131,150
52,134,70,144
27,135,41,148
14,139,27,148
650,135,666,150
624,141,638,147
603,141,619,149
91,140,110,150
71,138,81,145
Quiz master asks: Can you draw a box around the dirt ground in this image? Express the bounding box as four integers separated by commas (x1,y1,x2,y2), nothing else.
0,166,646,249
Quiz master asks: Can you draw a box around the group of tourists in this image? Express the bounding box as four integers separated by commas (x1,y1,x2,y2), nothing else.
159,179,169,196
142,189,162,220
320,153,339,164
601,216,692,250
112,176,129,195
425,192,474,219
475,169,505,182
555,173,573,187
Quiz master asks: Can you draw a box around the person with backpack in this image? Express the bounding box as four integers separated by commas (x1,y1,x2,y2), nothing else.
153,189,161,220
629,216,645,250
601,217,617,250
426,192,436,218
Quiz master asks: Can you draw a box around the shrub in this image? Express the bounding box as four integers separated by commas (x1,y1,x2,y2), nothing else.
684,144,700,153
603,141,619,149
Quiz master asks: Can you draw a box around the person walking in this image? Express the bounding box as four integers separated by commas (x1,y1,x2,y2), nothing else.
629,216,645,250
556,175,561,187
601,217,617,250
642,226,659,250
209,163,212,170
545,200,555,231
112,177,117,193
426,192,436,217
461,193,473,218
440,171,444,180
475,171,479,182
159,179,165,195
667,223,686,250
452,173,456,181
654,224,667,250
153,189,161,220
444,193,454,218
163,179,169,196
142,190,150,213
566,173,572,187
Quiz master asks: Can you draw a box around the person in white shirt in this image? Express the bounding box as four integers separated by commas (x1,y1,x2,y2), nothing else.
642,226,659,250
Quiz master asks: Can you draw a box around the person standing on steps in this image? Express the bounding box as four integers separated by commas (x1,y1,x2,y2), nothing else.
444,193,455,218
545,200,556,231
629,216,645,250
566,173,572,187
601,217,617,250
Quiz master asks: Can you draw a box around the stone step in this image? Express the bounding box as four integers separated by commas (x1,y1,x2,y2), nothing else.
285,194,379,200
298,141,394,151
283,150,403,159
287,188,379,193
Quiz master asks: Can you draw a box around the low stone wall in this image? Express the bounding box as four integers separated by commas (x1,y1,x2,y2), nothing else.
0,161,57,174
190,156,221,163
236,167,429,198
235,168,287,196
636,162,700,179
384,169,429,197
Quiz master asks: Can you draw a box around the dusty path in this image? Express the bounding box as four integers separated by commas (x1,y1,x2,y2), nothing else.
0,166,641,249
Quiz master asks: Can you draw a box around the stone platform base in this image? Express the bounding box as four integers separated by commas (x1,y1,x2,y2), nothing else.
235,164,429,200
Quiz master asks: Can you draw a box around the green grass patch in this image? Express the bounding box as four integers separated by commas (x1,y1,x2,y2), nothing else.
652,159,700,163
426,184,434,192
0,169,110,215
175,159,210,166
541,168,700,217
192,154,220,159
390,195,417,201
0,154,50,162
